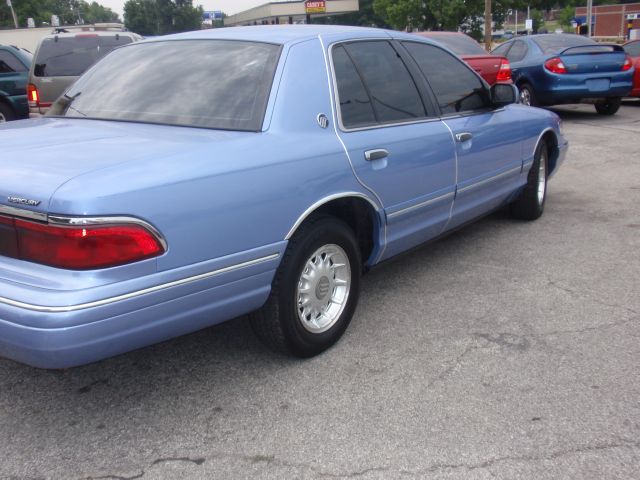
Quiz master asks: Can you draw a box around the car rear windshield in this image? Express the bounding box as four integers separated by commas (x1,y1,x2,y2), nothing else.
53,40,281,131
427,34,487,56
531,35,614,54
34,34,133,77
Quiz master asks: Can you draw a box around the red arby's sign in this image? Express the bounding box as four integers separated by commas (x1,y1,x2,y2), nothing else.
305,0,326,14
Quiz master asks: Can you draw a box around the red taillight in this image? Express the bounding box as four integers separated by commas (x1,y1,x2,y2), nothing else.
622,54,633,71
496,59,512,82
544,57,567,74
0,215,164,270
27,83,39,108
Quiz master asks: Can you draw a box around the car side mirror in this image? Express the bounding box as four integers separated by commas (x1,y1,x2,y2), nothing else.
491,83,518,108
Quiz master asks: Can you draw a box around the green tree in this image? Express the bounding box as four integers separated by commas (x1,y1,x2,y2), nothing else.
124,0,202,35
313,0,389,27
0,0,120,28
372,0,486,32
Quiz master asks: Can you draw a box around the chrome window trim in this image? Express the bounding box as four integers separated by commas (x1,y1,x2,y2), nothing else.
0,253,280,313
0,205,47,222
328,38,440,134
285,192,380,240
457,166,523,194
48,215,168,251
387,192,455,220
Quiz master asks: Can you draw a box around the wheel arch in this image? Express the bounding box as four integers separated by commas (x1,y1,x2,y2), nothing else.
285,193,383,268
536,128,560,175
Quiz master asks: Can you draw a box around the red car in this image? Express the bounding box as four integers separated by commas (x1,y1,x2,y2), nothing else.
414,31,512,85
623,40,640,97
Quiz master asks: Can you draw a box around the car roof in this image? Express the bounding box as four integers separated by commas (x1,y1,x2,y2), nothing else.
41,30,139,39
414,31,465,36
151,25,432,46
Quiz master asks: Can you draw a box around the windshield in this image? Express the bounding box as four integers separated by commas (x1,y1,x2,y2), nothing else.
52,40,281,132
34,35,133,77
427,34,487,56
531,34,607,54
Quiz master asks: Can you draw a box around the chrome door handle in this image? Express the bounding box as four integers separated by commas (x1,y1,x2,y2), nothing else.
455,132,473,142
364,149,389,161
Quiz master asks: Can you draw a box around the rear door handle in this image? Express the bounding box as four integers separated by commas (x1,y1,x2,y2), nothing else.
364,149,389,161
455,132,473,142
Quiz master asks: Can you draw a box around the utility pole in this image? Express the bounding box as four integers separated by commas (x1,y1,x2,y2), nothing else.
6,0,19,28
586,0,593,37
484,0,492,52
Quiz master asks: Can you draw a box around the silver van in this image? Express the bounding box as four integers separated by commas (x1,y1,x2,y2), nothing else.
28,25,142,116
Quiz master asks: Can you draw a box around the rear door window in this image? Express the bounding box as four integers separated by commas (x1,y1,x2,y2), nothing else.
506,40,528,62
332,45,377,128
34,35,133,77
334,41,426,127
403,42,490,115
0,50,26,73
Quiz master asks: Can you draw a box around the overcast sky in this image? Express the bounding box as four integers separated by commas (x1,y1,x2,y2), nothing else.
99,0,286,19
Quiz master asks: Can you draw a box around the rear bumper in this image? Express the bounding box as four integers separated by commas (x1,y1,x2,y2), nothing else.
0,247,283,369
536,70,633,104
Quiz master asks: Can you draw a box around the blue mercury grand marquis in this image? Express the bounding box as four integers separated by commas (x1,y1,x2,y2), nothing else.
0,26,567,368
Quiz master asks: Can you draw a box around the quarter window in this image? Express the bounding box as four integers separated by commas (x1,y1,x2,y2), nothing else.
403,42,490,115
0,51,26,73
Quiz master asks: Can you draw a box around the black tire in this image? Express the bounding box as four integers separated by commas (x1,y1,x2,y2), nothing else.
0,102,15,123
510,141,548,220
519,83,538,107
250,215,362,357
594,97,621,115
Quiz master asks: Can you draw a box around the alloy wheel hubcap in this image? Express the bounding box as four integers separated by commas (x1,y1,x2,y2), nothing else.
0,113,6,123
520,89,531,106
537,150,547,205
296,244,351,333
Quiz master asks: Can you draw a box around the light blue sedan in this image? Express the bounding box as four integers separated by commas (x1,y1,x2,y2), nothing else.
0,26,567,368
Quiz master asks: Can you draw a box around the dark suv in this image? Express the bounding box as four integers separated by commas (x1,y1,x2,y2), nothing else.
0,44,32,122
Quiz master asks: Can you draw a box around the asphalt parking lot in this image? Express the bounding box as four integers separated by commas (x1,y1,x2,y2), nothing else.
1,102,639,480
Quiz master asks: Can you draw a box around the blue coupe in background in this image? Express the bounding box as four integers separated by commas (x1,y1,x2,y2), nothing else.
492,33,634,115
0,26,567,368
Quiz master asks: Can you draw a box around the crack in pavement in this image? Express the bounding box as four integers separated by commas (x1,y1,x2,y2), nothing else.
397,439,640,477
426,341,484,388
81,439,640,479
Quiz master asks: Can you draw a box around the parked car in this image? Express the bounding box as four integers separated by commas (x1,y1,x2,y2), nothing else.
623,39,640,97
0,44,32,122
413,31,512,85
27,27,142,116
492,33,634,114
0,26,567,368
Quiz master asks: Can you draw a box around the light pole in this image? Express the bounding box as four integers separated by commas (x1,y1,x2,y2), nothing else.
6,0,19,28
586,0,593,37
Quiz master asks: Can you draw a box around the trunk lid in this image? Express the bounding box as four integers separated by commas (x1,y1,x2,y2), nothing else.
556,45,628,74
0,118,247,217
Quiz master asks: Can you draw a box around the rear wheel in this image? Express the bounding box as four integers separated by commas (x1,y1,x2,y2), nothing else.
510,141,548,220
250,215,361,357
519,83,538,107
594,97,621,115
0,102,15,123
